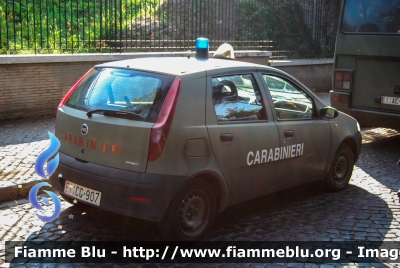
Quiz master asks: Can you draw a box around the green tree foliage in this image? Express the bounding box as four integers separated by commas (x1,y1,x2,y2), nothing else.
0,0,160,54
236,0,325,59
1,0,339,58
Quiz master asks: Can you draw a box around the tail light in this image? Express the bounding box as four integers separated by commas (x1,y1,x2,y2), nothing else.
339,94,349,104
130,196,151,203
148,77,181,162
334,70,352,90
333,94,339,102
58,68,94,108
332,93,349,104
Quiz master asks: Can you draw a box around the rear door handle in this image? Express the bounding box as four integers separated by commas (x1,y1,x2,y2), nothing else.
220,133,234,142
284,130,294,138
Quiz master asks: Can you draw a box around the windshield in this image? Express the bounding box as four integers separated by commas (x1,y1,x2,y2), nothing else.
342,0,400,33
65,68,175,122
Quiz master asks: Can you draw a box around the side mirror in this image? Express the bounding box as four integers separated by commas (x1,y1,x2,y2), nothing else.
320,107,339,119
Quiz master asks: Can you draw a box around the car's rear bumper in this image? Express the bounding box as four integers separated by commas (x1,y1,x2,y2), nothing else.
49,152,188,222
345,108,400,129
330,94,400,128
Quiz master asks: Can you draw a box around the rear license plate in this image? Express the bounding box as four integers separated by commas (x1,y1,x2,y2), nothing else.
64,181,101,206
381,96,400,106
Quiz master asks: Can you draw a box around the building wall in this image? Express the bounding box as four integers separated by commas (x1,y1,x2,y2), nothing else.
0,62,102,119
0,53,333,120
272,61,333,93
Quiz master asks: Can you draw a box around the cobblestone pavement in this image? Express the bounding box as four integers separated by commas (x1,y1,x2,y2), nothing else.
0,117,55,202
1,114,400,267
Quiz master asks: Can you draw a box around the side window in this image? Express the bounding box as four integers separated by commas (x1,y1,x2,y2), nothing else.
263,75,315,121
212,74,267,122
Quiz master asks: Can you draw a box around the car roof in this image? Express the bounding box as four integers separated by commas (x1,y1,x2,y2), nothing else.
96,57,270,76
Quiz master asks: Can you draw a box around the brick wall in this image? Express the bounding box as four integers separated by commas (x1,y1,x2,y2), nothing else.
275,63,333,93
0,53,332,120
0,62,102,119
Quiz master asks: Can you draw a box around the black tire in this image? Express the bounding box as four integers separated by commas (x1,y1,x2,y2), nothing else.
158,179,216,241
325,143,354,191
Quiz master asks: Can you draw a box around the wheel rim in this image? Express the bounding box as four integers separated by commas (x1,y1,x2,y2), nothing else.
178,189,209,237
332,152,348,183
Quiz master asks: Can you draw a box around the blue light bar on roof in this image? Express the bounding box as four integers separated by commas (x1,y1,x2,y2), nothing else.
195,37,209,59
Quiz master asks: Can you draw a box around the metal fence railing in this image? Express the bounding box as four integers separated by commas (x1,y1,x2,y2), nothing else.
0,0,341,59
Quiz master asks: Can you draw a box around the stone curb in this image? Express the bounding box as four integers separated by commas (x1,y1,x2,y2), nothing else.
0,179,56,203
0,50,272,64
270,58,333,67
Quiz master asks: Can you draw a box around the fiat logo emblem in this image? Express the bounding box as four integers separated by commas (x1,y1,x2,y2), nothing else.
81,124,89,136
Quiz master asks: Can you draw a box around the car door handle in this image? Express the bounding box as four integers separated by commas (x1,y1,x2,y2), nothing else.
284,130,294,138
220,133,234,142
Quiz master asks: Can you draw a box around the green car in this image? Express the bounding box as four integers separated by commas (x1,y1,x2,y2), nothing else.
50,43,361,241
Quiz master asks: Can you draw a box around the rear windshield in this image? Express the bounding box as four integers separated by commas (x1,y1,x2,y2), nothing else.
65,68,175,122
342,0,400,33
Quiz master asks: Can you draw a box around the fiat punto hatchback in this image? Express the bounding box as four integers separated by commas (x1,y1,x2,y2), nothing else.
50,45,362,241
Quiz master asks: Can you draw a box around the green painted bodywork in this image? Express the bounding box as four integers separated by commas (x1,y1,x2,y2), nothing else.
56,106,153,172
56,57,361,212
330,1,400,128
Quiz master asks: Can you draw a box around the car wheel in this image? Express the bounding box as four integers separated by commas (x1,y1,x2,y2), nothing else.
325,143,354,191
158,178,216,241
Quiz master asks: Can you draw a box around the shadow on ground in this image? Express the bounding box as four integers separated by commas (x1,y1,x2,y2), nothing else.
0,117,55,146
5,180,392,266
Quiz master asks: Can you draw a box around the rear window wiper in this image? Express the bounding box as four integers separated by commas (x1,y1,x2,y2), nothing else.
86,109,143,120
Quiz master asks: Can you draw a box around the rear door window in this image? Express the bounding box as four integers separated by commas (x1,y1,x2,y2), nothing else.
211,74,267,122
65,68,175,122
342,0,400,33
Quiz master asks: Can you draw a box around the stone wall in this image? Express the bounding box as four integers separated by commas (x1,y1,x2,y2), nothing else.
0,61,102,119
270,59,333,93
0,53,334,120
